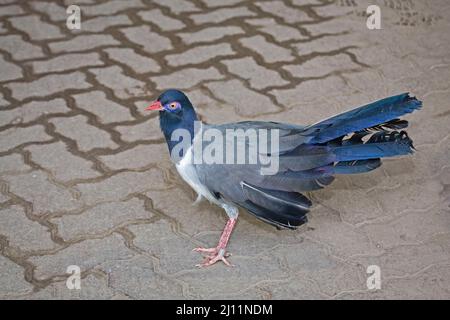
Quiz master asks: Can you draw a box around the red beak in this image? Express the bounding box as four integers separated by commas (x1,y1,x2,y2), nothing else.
145,101,163,111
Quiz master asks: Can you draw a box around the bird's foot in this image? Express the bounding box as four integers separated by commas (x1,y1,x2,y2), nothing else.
193,247,233,268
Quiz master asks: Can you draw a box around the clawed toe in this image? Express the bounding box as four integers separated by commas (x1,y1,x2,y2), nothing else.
192,247,217,254
194,248,234,268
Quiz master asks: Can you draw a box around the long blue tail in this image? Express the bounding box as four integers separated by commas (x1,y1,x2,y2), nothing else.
306,93,422,174
307,93,422,144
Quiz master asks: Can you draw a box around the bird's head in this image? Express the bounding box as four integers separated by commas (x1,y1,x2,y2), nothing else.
146,89,198,152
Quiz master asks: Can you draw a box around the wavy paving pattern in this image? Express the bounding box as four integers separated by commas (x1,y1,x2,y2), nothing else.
0,0,449,299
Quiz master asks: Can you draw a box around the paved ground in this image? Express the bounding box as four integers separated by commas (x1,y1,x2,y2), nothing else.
0,0,449,300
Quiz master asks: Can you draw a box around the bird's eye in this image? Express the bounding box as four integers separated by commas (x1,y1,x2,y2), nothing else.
168,102,180,110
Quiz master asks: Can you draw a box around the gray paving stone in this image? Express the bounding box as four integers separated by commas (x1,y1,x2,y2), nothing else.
30,52,104,74
0,4,23,18
6,72,91,100
202,0,242,7
190,7,256,24
0,256,32,297
206,80,280,116
0,54,22,82
0,92,9,107
50,115,118,152
104,48,161,73
222,56,289,89
30,234,136,280
178,26,244,44
144,186,225,238
105,255,184,299
77,169,166,205
53,198,152,241
0,22,7,34
20,274,117,300
0,205,57,252
81,15,132,32
0,125,52,152
130,220,200,274
255,1,312,23
0,153,29,175
83,0,145,16
0,35,44,60
284,53,358,78
270,76,351,109
239,35,295,63
152,67,224,90
30,2,66,22
151,0,200,14
9,15,63,40
99,143,168,170
26,142,99,182
4,171,82,216
0,98,69,127
166,43,234,66
292,33,363,56
119,26,172,53
115,118,162,142
138,9,185,31
73,90,134,123
246,18,307,41
49,35,119,53
89,66,148,99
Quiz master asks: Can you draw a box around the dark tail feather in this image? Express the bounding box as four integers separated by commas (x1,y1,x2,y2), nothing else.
334,159,381,174
307,93,422,144
332,130,414,161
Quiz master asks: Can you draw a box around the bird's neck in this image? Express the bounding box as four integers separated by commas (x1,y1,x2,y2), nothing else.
160,108,198,158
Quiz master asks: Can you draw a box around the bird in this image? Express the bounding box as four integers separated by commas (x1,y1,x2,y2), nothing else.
146,89,422,267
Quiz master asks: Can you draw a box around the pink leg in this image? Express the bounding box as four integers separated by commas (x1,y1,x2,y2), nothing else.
193,218,237,267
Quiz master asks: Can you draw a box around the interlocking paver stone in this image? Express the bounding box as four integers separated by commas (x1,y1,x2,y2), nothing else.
0,125,52,152
0,54,22,82
104,48,161,73
89,66,147,99
81,15,132,32
165,43,234,66
0,99,69,127
53,198,152,241
138,9,185,31
119,26,172,53
4,171,82,216
178,26,244,44
49,35,119,53
9,15,63,40
0,35,44,60
239,35,295,63
0,205,57,252
0,256,32,297
30,53,104,74
5,72,91,100
26,142,99,182
50,115,118,151
73,90,134,123
190,7,256,24
152,67,224,90
222,56,289,89
30,234,136,280
206,80,280,116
